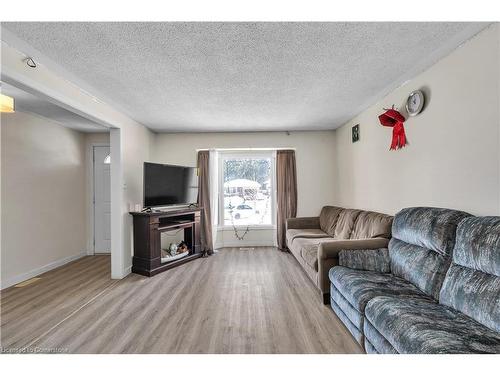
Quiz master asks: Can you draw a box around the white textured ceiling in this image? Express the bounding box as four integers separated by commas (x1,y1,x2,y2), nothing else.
1,22,488,132
1,82,108,132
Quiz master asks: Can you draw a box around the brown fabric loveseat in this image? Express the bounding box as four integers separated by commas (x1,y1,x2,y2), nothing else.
286,206,393,304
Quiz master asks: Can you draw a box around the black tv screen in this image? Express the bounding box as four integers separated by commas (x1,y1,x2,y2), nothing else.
143,162,198,208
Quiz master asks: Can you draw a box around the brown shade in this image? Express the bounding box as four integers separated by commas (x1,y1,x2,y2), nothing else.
197,151,214,255
276,150,298,250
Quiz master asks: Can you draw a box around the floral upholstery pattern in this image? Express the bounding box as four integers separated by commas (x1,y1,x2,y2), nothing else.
329,266,432,345
389,207,471,299
329,207,500,354
365,296,500,354
338,248,391,273
439,216,500,332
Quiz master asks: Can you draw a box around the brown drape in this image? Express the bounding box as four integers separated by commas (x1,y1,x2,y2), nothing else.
197,151,213,255
276,150,297,251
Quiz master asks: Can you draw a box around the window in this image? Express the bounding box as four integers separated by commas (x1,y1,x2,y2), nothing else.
219,152,275,227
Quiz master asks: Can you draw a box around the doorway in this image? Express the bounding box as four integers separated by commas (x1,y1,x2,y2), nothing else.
93,145,111,254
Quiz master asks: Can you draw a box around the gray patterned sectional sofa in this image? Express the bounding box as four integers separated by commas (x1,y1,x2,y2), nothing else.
329,207,500,354
286,206,393,304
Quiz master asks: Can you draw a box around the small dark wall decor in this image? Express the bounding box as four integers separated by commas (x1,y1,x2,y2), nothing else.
352,124,360,143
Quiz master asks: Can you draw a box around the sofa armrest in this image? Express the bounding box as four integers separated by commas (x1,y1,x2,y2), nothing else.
286,217,320,230
338,248,391,273
316,237,390,295
318,238,390,260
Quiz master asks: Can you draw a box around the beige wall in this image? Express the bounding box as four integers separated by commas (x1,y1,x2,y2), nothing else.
1,112,88,287
153,131,337,217
1,40,155,279
152,131,337,247
121,122,154,262
334,24,500,216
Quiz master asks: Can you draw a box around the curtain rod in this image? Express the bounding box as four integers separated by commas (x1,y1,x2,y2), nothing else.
195,147,296,152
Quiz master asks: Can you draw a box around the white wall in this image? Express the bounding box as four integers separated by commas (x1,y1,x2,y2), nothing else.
121,122,154,261
1,111,88,287
334,24,500,216
152,131,337,246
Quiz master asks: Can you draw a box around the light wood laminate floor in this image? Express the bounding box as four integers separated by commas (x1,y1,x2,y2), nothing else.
1,248,362,354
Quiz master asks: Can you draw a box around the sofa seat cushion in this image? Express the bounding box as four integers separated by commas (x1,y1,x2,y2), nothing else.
329,266,432,314
286,228,330,246
291,237,333,271
331,298,364,345
365,296,500,354
364,319,398,354
331,283,364,328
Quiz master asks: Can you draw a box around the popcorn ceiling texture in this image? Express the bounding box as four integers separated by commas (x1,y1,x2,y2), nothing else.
2,22,488,132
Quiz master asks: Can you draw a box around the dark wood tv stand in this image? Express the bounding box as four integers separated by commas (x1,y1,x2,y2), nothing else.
129,207,203,276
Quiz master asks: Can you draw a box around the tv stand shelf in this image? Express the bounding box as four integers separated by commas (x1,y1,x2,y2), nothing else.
129,207,203,276
157,221,196,232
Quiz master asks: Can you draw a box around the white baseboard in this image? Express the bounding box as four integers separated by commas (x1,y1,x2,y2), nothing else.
1,251,87,290
215,240,275,249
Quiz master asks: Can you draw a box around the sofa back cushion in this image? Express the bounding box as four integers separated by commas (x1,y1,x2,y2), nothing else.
389,207,471,299
350,211,393,239
334,209,362,239
440,217,500,332
319,206,343,236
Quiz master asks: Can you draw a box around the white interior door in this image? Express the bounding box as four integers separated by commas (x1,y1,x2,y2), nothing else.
94,146,111,253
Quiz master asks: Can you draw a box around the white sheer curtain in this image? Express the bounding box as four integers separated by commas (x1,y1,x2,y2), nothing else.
209,149,219,250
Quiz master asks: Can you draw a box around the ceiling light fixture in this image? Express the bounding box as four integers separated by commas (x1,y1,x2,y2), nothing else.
0,93,15,113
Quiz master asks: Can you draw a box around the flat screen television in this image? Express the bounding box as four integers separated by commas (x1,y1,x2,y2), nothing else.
143,162,198,208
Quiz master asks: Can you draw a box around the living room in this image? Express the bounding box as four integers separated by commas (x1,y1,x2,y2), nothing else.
1,1,499,373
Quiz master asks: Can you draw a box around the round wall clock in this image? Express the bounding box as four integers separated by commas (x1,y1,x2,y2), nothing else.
405,90,425,117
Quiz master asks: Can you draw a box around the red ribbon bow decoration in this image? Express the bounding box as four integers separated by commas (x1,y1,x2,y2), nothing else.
378,109,407,150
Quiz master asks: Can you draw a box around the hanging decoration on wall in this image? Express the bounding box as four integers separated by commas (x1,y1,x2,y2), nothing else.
378,106,407,150
352,124,360,143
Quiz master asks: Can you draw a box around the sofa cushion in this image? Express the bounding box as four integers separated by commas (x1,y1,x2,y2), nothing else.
338,248,391,273
286,228,330,246
331,283,364,329
350,211,393,240
319,206,343,236
391,207,470,256
389,238,451,300
388,207,471,299
334,209,362,239
439,216,500,332
331,298,364,345
451,216,500,276
365,296,500,354
329,266,431,314
364,319,398,354
440,265,500,332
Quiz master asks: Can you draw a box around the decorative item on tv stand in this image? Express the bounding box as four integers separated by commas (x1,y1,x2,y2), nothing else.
161,241,190,263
